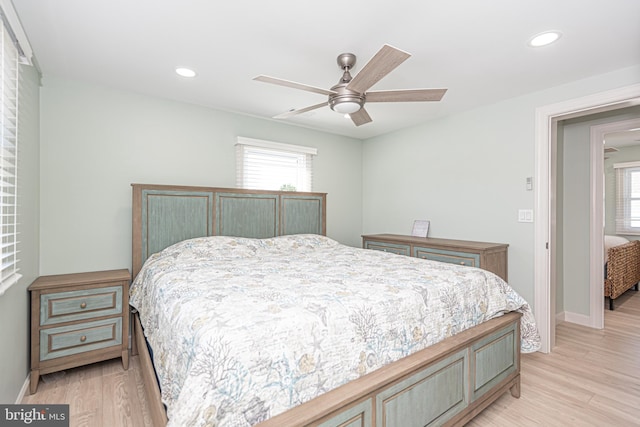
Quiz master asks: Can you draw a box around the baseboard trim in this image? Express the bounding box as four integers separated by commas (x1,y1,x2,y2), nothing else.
16,375,29,404
560,311,592,327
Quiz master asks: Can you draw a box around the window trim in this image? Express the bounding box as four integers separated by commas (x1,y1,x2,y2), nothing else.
614,161,640,235
235,137,317,192
236,136,317,156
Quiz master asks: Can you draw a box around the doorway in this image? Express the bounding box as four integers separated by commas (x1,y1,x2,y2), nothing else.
555,113,640,330
534,83,640,353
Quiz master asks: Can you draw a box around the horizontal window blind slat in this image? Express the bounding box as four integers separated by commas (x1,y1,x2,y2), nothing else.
236,137,314,192
0,20,21,294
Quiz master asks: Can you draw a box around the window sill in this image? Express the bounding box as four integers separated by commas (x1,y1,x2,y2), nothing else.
0,273,23,296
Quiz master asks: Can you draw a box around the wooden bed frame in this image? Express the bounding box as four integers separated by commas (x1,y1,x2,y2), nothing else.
130,183,522,427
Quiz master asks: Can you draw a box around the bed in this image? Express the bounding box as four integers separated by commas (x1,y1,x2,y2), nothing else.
129,183,540,427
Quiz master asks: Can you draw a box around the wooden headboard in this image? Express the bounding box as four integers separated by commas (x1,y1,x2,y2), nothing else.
131,183,327,278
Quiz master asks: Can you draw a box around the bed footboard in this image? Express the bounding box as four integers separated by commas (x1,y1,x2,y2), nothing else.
133,310,521,427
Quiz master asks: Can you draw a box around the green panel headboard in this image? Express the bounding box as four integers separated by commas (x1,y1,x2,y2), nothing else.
281,195,324,235
143,190,214,259
217,193,279,238
132,184,326,278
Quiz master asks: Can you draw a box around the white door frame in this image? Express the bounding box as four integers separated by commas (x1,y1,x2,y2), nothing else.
590,117,640,329
534,83,640,353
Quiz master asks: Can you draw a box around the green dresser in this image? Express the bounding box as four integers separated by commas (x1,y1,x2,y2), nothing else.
362,234,509,281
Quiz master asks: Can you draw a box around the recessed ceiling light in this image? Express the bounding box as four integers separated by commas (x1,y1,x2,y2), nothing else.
175,67,197,78
528,31,562,47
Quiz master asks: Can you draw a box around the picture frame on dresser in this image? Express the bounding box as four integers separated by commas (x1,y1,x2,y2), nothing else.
411,219,430,237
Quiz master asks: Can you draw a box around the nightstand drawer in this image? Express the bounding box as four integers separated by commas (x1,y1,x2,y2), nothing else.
363,240,411,256
40,285,123,326
414,246,480,267
40,317,123,361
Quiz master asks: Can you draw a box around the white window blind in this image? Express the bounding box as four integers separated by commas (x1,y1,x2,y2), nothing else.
236,137,317,192
614,161,640,235
0,10,20,295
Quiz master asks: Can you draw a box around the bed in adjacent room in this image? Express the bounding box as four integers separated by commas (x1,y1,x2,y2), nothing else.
129,183,540,427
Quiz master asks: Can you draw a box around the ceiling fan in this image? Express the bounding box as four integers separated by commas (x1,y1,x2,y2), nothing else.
253,44,447,126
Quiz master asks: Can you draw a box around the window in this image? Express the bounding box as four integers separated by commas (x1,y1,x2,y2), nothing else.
0,7,22,295
614,161,640,235
236,137,317,192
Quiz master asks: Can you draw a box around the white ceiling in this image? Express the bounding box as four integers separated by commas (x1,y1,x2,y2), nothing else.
12,0,640,140
606,129,640,148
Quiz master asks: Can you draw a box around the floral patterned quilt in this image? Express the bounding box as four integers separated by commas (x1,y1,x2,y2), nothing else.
129,234,540,427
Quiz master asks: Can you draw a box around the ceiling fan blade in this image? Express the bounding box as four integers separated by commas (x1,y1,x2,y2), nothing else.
366,88,448,102
254,75,335,96
346,45,411,94
273,102,327,119
350,108,372,126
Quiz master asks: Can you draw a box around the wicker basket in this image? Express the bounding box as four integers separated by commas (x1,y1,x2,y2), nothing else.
604,240,640,309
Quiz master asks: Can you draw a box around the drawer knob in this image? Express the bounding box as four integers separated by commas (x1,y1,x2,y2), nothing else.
80,335,87,342
80,302,87,309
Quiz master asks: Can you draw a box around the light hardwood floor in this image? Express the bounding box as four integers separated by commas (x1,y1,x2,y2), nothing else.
24,290,640,426
22,353,153,426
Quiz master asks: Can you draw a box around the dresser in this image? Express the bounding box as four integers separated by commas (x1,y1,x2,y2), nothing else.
362,234,509,281
28,269,130,394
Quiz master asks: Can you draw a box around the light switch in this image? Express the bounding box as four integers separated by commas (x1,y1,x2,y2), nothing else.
518,209,534,223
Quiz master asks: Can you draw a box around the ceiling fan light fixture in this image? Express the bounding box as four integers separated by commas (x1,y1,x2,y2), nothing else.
329,90,365,114
331,100,362,114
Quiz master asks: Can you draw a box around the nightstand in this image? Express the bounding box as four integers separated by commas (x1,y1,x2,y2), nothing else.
28,269,131,394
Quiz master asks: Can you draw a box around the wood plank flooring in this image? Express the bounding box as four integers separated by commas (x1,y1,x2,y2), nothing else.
22,354,153,426
23,290,640,426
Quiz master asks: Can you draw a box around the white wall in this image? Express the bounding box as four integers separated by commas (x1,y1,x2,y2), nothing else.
363,98,537,303
39,76,363,275
363,65,640,308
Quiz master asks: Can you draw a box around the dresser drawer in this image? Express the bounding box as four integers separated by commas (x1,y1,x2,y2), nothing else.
413,246,480,267
40,285,123,326
364,240,411,256
40,317,123,361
